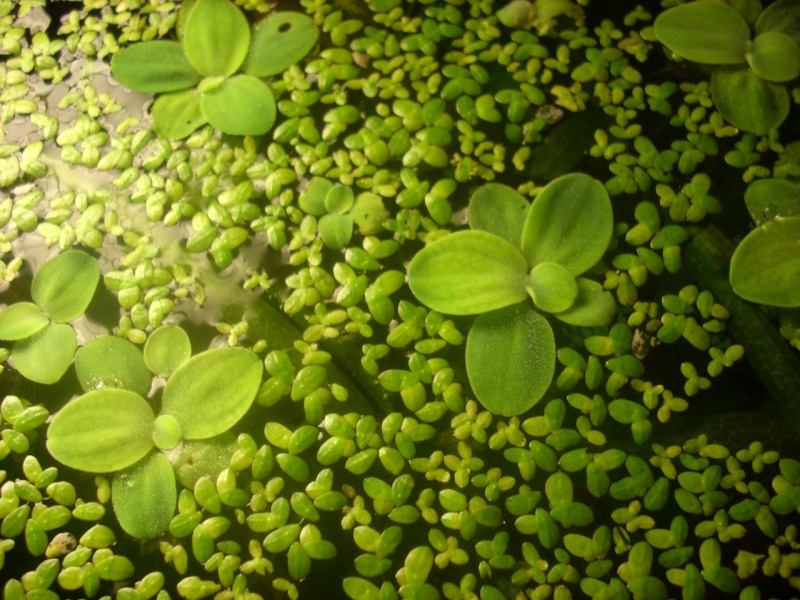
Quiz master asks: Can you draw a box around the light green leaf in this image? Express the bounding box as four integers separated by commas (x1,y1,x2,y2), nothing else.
729,216,800,307
746,31,800,82
654,2,750,64
112,452,176,539
343,578,380,600
0,302,48,341
468,183,530,248
711,65,790,135
756,0,800,46
110,41,200,93
325,184,355,215
152,415,182,450
200,74,276,136
243,12,319,78
553,278,617,327
161,347,263,439
466,303,555,416
144,325,192,378
12,323,76,385
299,178,334,216
31,250,100,322
169,433,238,489
408,231,528,315
745,178,800,225
47,389,155,472
527,262,578,313
521,173,613,275
318,214,354,251
75,335,152,396
151,89,207,141
404,546,434,584
183,0,249,77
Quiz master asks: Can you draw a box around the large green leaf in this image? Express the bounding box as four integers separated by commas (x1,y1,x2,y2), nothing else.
183,0,249,77
521,173,613,275
161,347,263,439
729,216,800,307
746,31,800,82
654,2,750,64
756,0,800,45
200,74,276,136
112,452,176,539
318,214,354,251
144,325,192,378
242,12,319,78
711,65,790,135
466,303,555,416
12,323,76,385
110,41,200,93
151,89,207,140
468,183,530,248
554,278,617,327
75,335,152,396
169,432,238,489
31,250,99,323
526,262,578,314
744,178,800,225
47,389,156,472
0,302,48,341
408,231,528,315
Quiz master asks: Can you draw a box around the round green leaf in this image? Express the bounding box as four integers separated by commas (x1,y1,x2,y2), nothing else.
466,303,555,416
183,0,249,77
161,347,263,439
31,250,99,322
343,578,380,600
325,184,355,215
200,74,276,136
729,216,800,307
170,432,237,489
553,278,617,327
746,31,800,82
242,12,319,78
745,178,800,226
468,183,530,248
756,0,800,46
299,177,333,216
654,2,750,64
151,89,207,140
521,173,613,275
47,389,155,472
318,214,354,251
144,325,192,378
527,262,578,313
152,415,182,450
711,65,790,135
111,40,200,93
12,323,76,385
0,302,48,341
112,452,176,539
404,546,434,584
75,335,152,396
408,231,528,315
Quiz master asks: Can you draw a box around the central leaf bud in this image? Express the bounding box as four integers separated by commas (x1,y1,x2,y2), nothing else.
152,414,182,450
526,262,579,314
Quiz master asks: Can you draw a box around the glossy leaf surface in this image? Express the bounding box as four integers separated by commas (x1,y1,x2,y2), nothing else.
729,216,800,307
744,178,800,225
521,173,613,275
47,389,156,472
112,452,176,539
0,302,48,341
31,250,99,322
144,325,192,378
243,12,319,77
200,74,276,136
12,323,76,384
151,89,207,140
654,2,750,64
75,335,152,396
183,0,249,77
408,231,528,315
110,41,200,93
468,183,529,248
466,303,555,416
746,31,800,82
161,347,262,439
711,66,790,135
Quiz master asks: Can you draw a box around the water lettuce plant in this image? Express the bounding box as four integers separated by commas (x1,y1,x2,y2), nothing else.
654,0,800,134
0,251,99,384
46,330,262,539
408,174,616,416
110,0,319,139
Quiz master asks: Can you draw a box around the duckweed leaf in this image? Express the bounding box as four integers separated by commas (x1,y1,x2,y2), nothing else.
0,302,48,341
151,89,207,140
744,178,800,225
746,32,800,82
75,336,151,396
161,347,262,439
31,250,100,323
527,262,578,313
729,216,800,307
112,452,176,539
243,12,319,78
403,546,434,584
183,0,249,77
325,184,355,215
711,66,790,135
47,389,155,472
654,2,750,64
200,74,276,136
466,303,555,416
110,41,201,93
468,183,530,248
144,326,192,378
319,214,354,251
553,278,616,327
170,433,238,489
408,231,528,315
12,323,76,384
521,173,613,275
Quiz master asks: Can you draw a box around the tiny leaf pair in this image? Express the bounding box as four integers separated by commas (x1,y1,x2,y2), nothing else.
0,251,99,384
408,174,616,416
111,0,318,139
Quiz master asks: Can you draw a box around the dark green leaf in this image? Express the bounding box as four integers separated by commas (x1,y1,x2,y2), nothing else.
744,178,800,225
756,0,800,46
746,31,800,82
711,65,790,135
